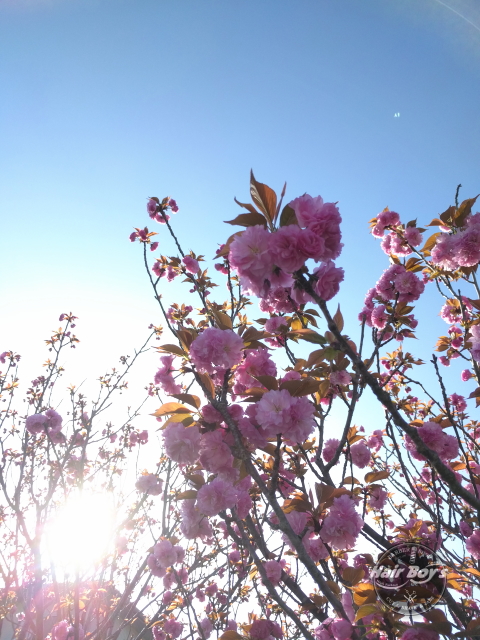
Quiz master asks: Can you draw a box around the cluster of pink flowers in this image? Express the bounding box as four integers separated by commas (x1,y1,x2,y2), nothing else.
228,194,343,311
190,327,244,374
431,213,480,270
400,627,439,640
25,409,63,439
359,263,424,336
380,227,423,257
154,355,182,395
52,621,85,640
196,477,240,516
163,423,201,465
135,473,163,496
233,348,277,395
147,539,184,577
320,495,364,550
255,388,315,443
315,618,353,640
466,528,480,558
469,324,480,363
199,430,236,481
262,559,283,586
180,499,213,540
440,296,472,324
405,421,459,462
147,197,179,224
249,619,283,640
129,429,148,446
182,255,199,274
368,486,388,510
349,441,371,468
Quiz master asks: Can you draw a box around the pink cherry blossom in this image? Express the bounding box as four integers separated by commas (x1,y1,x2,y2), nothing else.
400,627,439,640
163,618,183,639
313,261,344,301
262,559,282,586
153,539,181,568
135,473,163,496
229,225,274,295
196,478,238,516
449,393,467,412
190,327,244,374
154,355,182,395
462,369,473,381
329,370,351,386
180,499,212,540
199,430,234,476
234,347,277,394
250,619,283,640
320,495,364,550
466,529,480,559
255,389,315,443
265,316,287,333
368,487,388,510
183,255,199,274
350,441,371,468
289,194,324,227
163,423,201,465
323,439,340,463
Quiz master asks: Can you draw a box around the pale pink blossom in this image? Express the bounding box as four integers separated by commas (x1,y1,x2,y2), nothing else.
323,439,340,463
270,225,309,272
180,499,212,539
183,255,199,274
201,403,223,423
467,529,480,558
255,389,315,443
329,370,351,386
405,421,458,462
367,429,383,451
449,393,467,412
320,495,364,549
368,487,388,510
263,559,282,586
250,619,283,640
350,441,371,468
303,533,329,561
135,473,163,496
196,478,238,516
190,327,244,374
200,618,213,638
265,316,287,333
199,430,233,476
234,347,277,394
289,194,324,227
163,423,201,465
371,210,400,237
460,520,473,537
154,355,182,395
163,619,183,639
401,627,439,640
52,621,69,640
229,225,274,295
313,261,344,301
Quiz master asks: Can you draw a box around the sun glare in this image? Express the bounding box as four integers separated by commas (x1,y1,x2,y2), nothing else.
44,492,116,576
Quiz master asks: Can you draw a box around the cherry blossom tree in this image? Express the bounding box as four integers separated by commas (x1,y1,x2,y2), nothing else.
3,173,480,640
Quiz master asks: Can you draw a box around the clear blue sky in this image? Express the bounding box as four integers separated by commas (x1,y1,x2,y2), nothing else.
1,0,480,402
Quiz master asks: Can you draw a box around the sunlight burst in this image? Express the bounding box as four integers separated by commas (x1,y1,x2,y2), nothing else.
44,492,116,575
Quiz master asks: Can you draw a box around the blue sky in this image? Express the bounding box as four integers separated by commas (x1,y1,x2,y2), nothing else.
1,0,480,408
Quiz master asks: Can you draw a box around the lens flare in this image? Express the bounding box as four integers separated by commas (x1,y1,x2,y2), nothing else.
44,492,116,575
